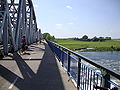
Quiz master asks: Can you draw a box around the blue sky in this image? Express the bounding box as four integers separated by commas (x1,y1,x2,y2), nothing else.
33,0,120,39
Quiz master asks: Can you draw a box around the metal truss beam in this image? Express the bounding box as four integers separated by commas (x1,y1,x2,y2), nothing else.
0,0,42,55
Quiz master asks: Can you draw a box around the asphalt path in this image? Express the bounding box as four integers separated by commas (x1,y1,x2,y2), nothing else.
0,42,76,90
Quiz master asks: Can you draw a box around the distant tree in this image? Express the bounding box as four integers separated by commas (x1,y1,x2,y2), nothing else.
99,37,105,41
81,35,88,41
46,34,51,40
43,33,50,39
105,37,111,40
43,33,55,41
74,37,80,41
51,36,55,41
92,36,99,41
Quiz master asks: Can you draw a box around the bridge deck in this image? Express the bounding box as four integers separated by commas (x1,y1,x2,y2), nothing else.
0,41,76,90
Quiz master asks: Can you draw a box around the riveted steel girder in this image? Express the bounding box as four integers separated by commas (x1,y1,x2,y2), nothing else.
0,0,42,55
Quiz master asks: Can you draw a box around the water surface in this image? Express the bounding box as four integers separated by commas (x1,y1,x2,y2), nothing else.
77,51,120,73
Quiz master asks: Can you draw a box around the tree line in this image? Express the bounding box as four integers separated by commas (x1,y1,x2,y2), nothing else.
42,33,112,42
74,35,111,41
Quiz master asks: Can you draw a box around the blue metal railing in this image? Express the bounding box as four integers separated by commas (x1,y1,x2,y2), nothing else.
47,40,120,90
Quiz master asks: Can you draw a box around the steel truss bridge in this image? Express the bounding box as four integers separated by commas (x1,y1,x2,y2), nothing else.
0,0,120,90
0,0,42,55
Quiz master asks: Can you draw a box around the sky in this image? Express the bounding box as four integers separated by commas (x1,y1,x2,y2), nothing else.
32,0,120,39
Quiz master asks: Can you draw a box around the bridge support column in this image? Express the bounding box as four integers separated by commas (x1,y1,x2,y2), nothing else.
3,13,8,55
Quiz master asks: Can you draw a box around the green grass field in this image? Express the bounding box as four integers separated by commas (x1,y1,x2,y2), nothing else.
54,40,120,51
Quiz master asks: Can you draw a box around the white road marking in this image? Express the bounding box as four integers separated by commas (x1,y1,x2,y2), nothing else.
27,72,32,78
8,77,18,89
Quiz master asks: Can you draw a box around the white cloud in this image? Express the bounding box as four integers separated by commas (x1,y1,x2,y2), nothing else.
56,24,63,26
55,24,63,30
68,22,73,25
66,6,73,9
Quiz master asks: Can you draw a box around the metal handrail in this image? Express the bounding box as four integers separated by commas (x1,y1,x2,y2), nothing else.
49,41,120,80
47,40,120,90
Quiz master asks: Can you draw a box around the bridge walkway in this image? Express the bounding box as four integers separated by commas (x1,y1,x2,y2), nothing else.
0,41,76,90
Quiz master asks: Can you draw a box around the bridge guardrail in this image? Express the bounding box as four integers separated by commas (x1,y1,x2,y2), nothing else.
47,40,120,90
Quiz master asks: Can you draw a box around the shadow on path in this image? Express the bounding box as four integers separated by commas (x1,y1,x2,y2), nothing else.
0,42,65,90
31,43,65,90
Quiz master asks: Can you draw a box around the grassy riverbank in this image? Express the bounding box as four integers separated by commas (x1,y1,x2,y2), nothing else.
54,40,120,51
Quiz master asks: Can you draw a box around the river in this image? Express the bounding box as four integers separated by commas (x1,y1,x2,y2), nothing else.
76,51,120,74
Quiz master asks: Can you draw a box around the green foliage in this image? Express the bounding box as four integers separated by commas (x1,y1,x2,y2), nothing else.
92,36,99,41
43,33,55,41
99,37,105,41
79,35,111,41
105,37,111,40
81,35,88,40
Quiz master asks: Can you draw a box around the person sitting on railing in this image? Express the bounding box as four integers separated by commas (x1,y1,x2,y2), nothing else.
20,36,26,54
36,37,38,44
39,38,42,44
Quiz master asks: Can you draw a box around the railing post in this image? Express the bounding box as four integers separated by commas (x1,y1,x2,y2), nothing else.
101,70,110,89
77,57,81,89
61,48,64,66
67,52,71,73
104,73,110,88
